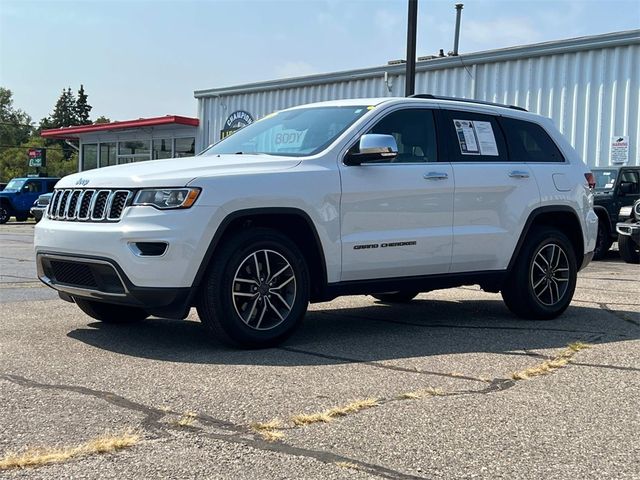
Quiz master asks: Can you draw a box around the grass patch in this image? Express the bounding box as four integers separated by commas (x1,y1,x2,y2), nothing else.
0,429,139,471
174,412,197,427
258,430,285,442
397,387,445,400
292,398,379,426
250,419,285,442
335,461,362,470
512,342,591,380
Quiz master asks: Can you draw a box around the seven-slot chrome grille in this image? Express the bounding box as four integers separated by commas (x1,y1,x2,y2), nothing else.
47,189,133,222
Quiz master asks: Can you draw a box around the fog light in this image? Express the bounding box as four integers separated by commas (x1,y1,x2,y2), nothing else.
130,242,168,256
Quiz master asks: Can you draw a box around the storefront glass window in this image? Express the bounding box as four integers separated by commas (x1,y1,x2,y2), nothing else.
152,138,173,159
119,140,150,156
100,142,117,167
82,144,98,170
175,137,195,157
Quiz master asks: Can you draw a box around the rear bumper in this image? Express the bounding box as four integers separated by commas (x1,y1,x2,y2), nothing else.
37,252,191,318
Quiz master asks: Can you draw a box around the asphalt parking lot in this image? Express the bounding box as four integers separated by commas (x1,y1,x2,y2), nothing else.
0,222,638,479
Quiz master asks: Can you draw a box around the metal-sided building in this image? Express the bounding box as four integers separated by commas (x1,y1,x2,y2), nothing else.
195,29,639,167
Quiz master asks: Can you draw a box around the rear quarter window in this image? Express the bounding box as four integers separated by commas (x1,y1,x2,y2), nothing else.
500,117,565,163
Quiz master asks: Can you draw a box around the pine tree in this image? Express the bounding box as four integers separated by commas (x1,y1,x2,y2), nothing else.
46,88,80,159
50,88,79,128
75,84,92,125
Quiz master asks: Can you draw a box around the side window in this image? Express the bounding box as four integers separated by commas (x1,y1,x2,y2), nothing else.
22,181,41,193
500,117,565,163
619,170,639,195
46,181,57,193
358,109,438,163
443,110,508,162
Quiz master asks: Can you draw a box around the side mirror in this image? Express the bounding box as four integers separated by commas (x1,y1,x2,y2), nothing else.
618,182,632,195
344,134,398,166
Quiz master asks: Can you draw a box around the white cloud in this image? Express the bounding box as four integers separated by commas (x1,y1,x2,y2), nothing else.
274,61,317,79
463,17,544,51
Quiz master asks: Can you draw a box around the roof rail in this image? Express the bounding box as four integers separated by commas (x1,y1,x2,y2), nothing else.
408,94,528,112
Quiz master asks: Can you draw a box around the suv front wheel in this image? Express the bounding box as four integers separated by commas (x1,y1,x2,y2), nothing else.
501,228,577,320
0,204,11,224
197,228,310,348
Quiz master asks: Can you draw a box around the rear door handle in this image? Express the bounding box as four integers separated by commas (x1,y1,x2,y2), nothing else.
423,172,449,180
508,170,530,179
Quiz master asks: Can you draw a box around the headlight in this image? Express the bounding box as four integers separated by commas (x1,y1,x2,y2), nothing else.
133,188,200,209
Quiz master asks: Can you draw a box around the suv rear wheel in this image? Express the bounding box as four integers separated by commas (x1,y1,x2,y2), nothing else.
197,228,310,348
372,291,419,303
501,228,577,320
74,299,149,323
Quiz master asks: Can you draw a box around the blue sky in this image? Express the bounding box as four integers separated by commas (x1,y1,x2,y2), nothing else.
1,0,638,123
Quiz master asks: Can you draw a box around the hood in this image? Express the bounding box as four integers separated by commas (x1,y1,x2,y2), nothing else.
55,154,302,189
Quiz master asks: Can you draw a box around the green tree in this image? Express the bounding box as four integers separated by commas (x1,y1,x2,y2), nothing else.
50,87,79,128
94,115,111,124
41,88,80,160
0,137,77,181
75,84,92,125
0,87,33,153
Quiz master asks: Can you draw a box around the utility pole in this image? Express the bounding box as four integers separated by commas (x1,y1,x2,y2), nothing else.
405,0,418,96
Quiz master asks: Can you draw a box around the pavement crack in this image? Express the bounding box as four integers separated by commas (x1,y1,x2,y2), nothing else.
0,373,422,479
279,346,488,383
599,303,640,327
315,310,616,336
0,373,239,437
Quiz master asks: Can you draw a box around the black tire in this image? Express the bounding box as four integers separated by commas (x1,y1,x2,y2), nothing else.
15,214,28,222
0,205,11,224
618,232,640,264
501,228,577,320
593,219,612,260
196,228,310,348
74,298,149,323
372,291,419,303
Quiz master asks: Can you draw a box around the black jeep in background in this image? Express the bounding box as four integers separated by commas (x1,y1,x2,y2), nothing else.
592,166,640,260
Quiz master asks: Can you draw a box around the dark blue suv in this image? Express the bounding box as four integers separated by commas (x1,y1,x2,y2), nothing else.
0,177,59,224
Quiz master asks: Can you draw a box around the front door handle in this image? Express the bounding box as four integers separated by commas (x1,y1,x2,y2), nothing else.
424,172,449,180
509,170,530,179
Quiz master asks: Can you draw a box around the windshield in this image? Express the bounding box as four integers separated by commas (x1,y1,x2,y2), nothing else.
202,106,370,157
3,179,25,192
593,170,618,190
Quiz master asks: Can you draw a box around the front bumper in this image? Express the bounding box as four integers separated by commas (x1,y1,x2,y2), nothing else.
30,206,46,221
37,252,190,317
616,221,640,242
34,205,220,288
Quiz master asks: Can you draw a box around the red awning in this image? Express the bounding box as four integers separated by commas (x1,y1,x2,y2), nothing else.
41,115,199,139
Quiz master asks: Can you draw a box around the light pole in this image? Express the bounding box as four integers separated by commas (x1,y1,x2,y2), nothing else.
405,0,418,96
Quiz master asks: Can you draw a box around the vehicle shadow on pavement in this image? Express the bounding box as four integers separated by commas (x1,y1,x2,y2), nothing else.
66,298,639,366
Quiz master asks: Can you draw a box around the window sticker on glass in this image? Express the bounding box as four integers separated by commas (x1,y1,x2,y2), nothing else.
453,119,499,156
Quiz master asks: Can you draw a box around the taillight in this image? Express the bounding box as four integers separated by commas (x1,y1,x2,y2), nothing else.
584,172,595,189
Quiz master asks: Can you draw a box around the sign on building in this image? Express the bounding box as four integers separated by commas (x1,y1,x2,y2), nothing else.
220,110,254,139
610,136,629,165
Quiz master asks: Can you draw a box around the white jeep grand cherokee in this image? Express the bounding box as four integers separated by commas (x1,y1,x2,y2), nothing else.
35,96,598,348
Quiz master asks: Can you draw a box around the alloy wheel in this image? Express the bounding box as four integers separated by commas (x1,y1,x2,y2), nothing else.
530,243,570,306
231,249,296,331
